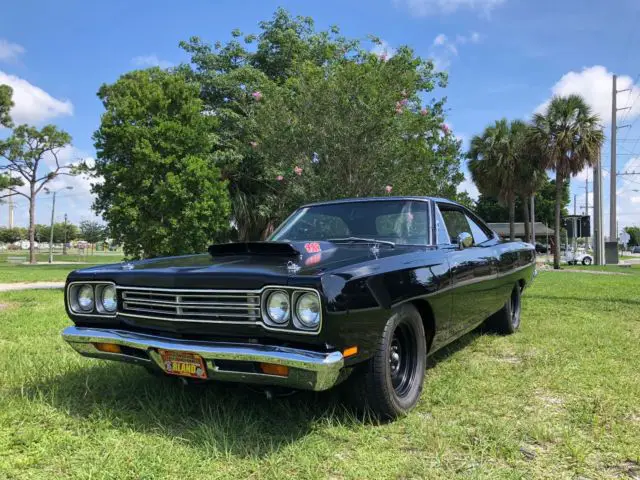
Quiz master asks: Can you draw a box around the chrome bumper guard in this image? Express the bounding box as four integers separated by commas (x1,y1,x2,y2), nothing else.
62,326,344,391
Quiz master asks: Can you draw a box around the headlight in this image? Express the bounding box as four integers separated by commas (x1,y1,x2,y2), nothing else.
100,285,117,312
295,292,320,329
266,291,290,324
77,285,94,311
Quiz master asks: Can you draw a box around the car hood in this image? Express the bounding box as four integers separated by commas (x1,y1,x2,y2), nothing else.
68,241,426,290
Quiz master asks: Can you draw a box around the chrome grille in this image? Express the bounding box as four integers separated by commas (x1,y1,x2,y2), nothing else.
118,288,261,323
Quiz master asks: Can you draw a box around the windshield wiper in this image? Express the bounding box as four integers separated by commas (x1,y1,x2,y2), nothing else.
328,237,396,247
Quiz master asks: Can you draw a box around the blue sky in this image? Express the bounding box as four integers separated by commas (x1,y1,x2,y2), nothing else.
2,0,640,236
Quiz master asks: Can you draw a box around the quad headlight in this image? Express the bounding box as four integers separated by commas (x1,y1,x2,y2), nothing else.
295,293,321,329
261,288,321,333
266,290,290,324
100,285,117,312
68,282,117,315
77,285,94,311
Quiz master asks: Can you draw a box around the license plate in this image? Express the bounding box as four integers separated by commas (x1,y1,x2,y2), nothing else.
158,349,207,379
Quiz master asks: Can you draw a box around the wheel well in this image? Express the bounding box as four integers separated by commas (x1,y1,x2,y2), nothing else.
517,279,525,292
412,299,435,352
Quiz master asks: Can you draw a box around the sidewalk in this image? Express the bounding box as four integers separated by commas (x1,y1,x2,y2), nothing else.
0,282,65,292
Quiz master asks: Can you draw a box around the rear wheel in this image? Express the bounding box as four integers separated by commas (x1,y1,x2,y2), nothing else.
346,304,426,420
582,256,592,266
486,285,521,335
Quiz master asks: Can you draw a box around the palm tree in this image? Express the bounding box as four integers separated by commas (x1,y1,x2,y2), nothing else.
468,119,526,241
514,132,547,244
530,95,604,269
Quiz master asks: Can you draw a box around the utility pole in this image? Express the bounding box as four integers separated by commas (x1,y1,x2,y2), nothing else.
594,146,605,265
63,213,68,255
48,191,57,264
611,74,617,242
611,74,632,243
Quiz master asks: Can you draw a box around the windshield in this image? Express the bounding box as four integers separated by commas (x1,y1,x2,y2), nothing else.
270,200,430,245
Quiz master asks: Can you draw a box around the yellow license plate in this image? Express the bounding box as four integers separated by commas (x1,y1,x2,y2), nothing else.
158,349,207,379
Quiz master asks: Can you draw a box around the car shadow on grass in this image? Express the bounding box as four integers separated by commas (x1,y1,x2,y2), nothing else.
17,329,482,457
18,362,360,457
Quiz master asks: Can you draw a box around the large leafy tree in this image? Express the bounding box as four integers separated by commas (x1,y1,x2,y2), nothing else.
624,226,640,247
468,119,527,241
530,95,604,268
181,8,463,240
0,125,73,263
92,68,231,258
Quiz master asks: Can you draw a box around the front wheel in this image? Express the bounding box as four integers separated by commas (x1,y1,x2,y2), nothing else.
346,304,426,420
582,256,592,266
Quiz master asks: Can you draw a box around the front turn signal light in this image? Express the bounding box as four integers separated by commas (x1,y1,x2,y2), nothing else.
94,343,122,354
343,346,359,358
259,363,289,377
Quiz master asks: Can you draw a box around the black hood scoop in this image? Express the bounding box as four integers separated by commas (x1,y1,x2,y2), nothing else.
208,242,301,258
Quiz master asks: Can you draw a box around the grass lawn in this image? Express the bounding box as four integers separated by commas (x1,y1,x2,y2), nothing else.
0,272,639,479
0,264,101,283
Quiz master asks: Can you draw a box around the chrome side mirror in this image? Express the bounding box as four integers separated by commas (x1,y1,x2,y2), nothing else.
457,232,473,249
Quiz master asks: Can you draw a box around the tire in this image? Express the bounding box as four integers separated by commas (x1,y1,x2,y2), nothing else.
486,284,522,335
582,257,592,266
346,304,426,420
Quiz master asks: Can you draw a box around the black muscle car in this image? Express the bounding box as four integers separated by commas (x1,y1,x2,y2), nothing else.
62,197,536,419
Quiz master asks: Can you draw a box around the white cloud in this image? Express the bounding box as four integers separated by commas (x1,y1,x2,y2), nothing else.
396,0,506,17
0,39,25,63
131,55,173,69
457,176,480,200
371,40,396,59
429,32,481,71
535,66,640,124
0,70,73,125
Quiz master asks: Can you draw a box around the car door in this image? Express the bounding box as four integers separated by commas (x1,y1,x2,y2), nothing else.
436,203,499,335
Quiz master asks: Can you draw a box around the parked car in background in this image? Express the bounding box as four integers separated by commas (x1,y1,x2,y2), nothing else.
61,197,536,419
563,248,593,265
632,246,640,254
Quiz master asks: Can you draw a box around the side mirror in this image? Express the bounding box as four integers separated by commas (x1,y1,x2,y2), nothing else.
457,232,474,249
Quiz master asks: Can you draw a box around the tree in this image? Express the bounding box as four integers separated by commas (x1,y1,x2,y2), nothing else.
0,227,27,244
180,8,463,240
79,220,106,253
0,125,73,264
34,222,79,244
530,95,604,269
625,226,640,247
92,68,231,258
0,84,13,128
468,119,526,241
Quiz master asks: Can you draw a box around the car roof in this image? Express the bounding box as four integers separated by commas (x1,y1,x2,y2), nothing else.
301,196,461,208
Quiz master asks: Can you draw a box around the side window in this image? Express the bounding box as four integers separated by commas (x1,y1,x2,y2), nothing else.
466,215,490,244
439,208,472,244
435,206,451,245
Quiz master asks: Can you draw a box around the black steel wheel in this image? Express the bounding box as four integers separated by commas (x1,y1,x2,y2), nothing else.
346,304,427,420
486,284,522,335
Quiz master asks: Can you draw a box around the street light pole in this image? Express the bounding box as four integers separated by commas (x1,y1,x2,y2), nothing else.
45,186,73,264
48,191,57,264
63,213,68,255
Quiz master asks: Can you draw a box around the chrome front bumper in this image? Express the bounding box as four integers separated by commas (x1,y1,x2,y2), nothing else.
62,326,344,391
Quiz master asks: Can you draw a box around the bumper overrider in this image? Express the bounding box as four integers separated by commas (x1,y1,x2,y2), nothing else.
62,326,344,391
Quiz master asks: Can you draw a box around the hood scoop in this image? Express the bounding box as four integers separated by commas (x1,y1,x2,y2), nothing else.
208,242,301,258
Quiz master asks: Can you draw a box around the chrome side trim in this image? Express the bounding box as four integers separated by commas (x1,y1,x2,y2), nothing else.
62,326,344,391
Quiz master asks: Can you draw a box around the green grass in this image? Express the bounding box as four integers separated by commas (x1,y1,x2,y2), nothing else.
1,272,639,479
0,264,101,283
